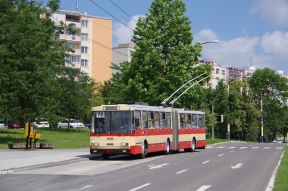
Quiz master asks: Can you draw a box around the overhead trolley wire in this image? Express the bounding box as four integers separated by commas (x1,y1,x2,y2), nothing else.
107,0,137,22
88,0,133,31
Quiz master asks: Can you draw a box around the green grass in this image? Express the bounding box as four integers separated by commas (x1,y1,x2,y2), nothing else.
0,128,90,149
206,138,228,145
273,147,288,191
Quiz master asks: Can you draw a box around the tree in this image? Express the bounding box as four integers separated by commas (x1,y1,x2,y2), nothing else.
249,68,288,141
105,0,210,107
0,0,97,127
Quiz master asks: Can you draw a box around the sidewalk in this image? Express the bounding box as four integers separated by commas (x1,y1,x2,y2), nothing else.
0,149,90,173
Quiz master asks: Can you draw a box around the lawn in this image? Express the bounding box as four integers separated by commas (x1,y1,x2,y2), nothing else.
206,138,228,145
0,129,228,149
273,147,288,191
0,128,90,149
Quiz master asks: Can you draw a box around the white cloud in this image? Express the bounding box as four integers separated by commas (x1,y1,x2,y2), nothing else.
113,15,142,45
195,28,288,73
250,0,288,27
261,31,288,53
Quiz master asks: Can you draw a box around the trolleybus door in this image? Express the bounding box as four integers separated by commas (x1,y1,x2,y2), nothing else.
172,110,179,151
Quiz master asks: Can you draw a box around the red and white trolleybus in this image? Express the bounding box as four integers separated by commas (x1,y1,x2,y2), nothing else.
90,103,206,159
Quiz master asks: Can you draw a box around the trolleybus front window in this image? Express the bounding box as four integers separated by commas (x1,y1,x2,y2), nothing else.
93,111,132,134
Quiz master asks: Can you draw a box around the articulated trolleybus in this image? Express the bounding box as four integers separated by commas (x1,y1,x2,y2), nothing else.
90,103,206,159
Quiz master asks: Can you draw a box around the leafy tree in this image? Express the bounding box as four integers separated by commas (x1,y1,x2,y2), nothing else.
249,68,288,141
105,0,210,107
0,0,97,127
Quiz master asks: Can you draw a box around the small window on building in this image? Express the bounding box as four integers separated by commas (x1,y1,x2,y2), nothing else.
81,20,88,27
81,59,88,67
81,46,88,54
216,68,220,74
69,55,80,63
81,33,88,41
222,70,226,76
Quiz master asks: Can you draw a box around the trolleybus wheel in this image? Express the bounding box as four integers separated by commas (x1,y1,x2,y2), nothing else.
191,138,196,152
165,140,170,155
139,142,148,159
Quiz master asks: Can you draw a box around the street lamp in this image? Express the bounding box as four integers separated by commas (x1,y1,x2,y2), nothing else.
200,40,220,45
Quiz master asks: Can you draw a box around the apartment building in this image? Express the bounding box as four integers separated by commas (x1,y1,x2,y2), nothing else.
52,10,112,83
112,43,134,74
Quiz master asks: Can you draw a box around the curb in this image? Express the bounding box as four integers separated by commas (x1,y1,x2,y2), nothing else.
0,157,88,176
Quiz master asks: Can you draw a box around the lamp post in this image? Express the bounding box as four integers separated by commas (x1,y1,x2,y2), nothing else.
200,40,220,45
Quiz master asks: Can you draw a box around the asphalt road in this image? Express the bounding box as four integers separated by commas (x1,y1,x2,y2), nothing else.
0,142,285,191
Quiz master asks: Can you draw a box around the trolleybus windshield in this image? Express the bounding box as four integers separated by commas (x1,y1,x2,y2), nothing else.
92,111,133,134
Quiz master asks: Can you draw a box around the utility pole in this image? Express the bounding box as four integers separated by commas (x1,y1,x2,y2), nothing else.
260,98,264,142
212,104,215,139
227,84,230,140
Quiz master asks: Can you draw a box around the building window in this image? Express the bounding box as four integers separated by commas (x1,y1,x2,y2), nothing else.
222,70,225,76
68,55,80,63
81,59,88,67
216,68,220,74
81,33,88,41
81,20,88,27
81,46,88,54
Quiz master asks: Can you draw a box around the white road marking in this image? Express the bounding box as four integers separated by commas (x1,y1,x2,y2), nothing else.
129,183,151,191
276,147,283,149
265,150,285,191
79,185,94,190
228,147,236,149
218,154,224,157
176,169,188,174
0,170,14,176
206,146,213,149
252,147,259,149
216,146,225,149
202,160,210,164
264,147,271,149
230,150,234,153
239,147,248,150
196,185,211,191
231,163,243,169
148,163,169,169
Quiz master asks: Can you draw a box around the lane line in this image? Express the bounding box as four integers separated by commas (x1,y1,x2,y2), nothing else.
231,163,243,169
79,185,94,190
252,147,259,149
230,150,234,153
129,183,151,191
239,147,248,150
202,160,210,164
276,147,283,149
264,147,271,149
265,150,285,191
196,185,211,191
218,154,224,157
216,146,225,149
148,163,169,169
176,169,188,175
228,147,236,149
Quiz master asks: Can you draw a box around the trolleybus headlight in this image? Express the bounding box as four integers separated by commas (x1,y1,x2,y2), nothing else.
121,142,129,147
91,142,99,147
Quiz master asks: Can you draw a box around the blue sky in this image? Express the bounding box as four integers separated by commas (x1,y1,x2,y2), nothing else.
60,0,288,73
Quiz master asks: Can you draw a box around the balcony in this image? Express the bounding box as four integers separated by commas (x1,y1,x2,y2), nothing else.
66,20,81,29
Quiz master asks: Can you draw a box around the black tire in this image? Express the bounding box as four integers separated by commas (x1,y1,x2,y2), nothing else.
165,140,170,155
139,142,148,159
191,138,196,152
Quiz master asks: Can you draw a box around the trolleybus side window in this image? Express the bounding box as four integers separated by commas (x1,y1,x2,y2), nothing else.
160,112,166,128
187,114,192,128
154,112,160,128
180,113,185,128
142,111,148,129
197,114,204,128
148,112,154,128
166,112,171,128
192,114,197,128
134,111,141,129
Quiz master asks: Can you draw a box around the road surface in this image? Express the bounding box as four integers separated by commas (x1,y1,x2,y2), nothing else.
0,142,285,191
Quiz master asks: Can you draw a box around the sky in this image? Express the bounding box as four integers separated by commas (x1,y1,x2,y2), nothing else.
60,0,288,73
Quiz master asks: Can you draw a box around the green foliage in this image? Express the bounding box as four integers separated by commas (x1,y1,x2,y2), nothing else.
104,0,209,107
0,0,97,127
249,68,288,141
